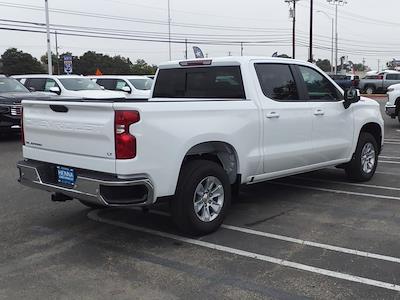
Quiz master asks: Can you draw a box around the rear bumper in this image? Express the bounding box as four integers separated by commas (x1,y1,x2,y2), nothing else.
17,160,155,207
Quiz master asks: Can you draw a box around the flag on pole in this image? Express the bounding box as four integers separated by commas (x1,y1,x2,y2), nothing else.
193,46,205,58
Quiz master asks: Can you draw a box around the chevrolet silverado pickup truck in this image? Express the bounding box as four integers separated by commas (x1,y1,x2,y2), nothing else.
17,57,384,235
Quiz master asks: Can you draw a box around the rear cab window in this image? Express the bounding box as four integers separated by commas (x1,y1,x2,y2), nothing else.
153,66,246,99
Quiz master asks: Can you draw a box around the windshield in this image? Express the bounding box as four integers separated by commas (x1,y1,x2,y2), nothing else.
128,78,153,90
0,78,29,93
59,78,102,91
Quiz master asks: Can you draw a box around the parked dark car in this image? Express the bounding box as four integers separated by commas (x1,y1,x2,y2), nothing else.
329,74,360,90
0,76,48,133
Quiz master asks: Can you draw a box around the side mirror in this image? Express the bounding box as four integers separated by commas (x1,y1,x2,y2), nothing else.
49,86,61,95
121,86,132,93
28,87,36,92
100,86,105,90
343,87,360,109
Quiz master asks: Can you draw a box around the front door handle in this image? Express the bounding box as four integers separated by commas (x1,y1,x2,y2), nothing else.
266,112,280,119
314,109,325,116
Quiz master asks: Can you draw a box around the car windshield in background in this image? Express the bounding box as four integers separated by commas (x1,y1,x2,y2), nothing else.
128,78,153,90
59,78,102,91
0,78,29,93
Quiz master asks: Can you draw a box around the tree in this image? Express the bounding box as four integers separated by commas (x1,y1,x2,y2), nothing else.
40,52,61,74
1,48,44,75
316,59,331,72
131,59,158,75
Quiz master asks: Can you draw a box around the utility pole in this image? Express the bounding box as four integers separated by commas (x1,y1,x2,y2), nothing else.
378,59,380,72
55,31,60,75
317,11,334,73
285,0,299,59
241,42,244,56
362,57,365,72
309,0,313,62
44,0,52,75
327,0,348,74
167,0,172,60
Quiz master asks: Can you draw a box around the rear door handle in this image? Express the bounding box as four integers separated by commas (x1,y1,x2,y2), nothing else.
314,109,325,116
266,112,280,119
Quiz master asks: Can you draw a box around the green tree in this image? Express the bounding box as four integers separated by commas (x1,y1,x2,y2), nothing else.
131,59,158,75
1,48,44,75
316,59,331,72
353,63,366,72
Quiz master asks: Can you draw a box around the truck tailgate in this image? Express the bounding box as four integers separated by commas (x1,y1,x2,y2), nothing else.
22,100,116,172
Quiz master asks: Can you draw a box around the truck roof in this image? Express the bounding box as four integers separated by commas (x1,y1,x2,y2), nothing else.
158,56,315,69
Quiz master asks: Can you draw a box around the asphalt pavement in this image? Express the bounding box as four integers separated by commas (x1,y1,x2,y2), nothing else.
1,97,400,300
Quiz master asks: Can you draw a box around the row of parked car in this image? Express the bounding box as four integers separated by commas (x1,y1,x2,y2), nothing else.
329,70,400,95
0,74,154,132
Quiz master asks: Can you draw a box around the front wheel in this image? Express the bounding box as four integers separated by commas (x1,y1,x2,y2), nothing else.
171,160,231,235
345,132,378,182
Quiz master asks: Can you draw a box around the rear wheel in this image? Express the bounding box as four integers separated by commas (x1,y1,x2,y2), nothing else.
345,132,378,182
365,86,375,95
171,160,231,235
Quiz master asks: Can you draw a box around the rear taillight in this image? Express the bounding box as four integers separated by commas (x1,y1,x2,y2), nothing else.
21,107,25,145
115,110,140,159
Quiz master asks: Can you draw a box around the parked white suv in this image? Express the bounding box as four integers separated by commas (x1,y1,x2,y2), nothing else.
13,75,125,99
18,57,384,235
89,75,153,99
385,83,400,122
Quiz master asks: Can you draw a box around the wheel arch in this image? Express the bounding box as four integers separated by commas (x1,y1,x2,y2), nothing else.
179,141,240,186
359,122,382,153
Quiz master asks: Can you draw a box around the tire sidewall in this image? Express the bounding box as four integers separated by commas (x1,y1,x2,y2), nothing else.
351,133,379,181
175,161,231,235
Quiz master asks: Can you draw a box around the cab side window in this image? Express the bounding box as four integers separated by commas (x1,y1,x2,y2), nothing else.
298,66,343,101
255,63,299,101
115,80,129,91
25,78,46,92
44,79,59,92
96,79,116,90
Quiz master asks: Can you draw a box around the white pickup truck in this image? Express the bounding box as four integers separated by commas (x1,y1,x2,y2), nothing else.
18,57,384,235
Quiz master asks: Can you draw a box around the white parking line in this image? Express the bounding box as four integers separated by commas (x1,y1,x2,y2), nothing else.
380,160,400,165
384,139,400,142
221,225,400,264
88,210,400,292
384,142,400,145
295,176,400,192
380,156,400,160
270,182,400,202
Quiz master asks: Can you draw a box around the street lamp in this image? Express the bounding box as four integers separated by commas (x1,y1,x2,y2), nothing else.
327,0,348,75
317,10,334,73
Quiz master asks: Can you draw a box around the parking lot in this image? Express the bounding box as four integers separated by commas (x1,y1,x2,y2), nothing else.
0,97,399,299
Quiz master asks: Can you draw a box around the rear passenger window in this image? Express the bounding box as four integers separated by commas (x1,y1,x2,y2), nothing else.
153,66,246,99
255,64,299,101
386,74,400,80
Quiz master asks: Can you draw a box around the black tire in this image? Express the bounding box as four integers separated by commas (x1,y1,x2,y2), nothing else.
78,199,107,209
171,160,231,235
364,85,375,95
345,132,378,182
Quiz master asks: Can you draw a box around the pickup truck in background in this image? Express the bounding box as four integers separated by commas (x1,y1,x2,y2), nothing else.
0,76,48,133
18,57,384,235
359,71,400,94
329,74,360,90
385,83,400,122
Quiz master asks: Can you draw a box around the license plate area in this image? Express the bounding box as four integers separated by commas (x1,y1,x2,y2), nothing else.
56,166,75,186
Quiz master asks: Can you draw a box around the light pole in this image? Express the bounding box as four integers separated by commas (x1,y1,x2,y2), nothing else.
284,0,300,59
167,0,172,60
44,0,52,75
317,10,334,73
309,0,313,62
327,0,347,74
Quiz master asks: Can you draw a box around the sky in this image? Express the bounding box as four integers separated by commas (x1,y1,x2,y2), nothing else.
0,0,399,71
